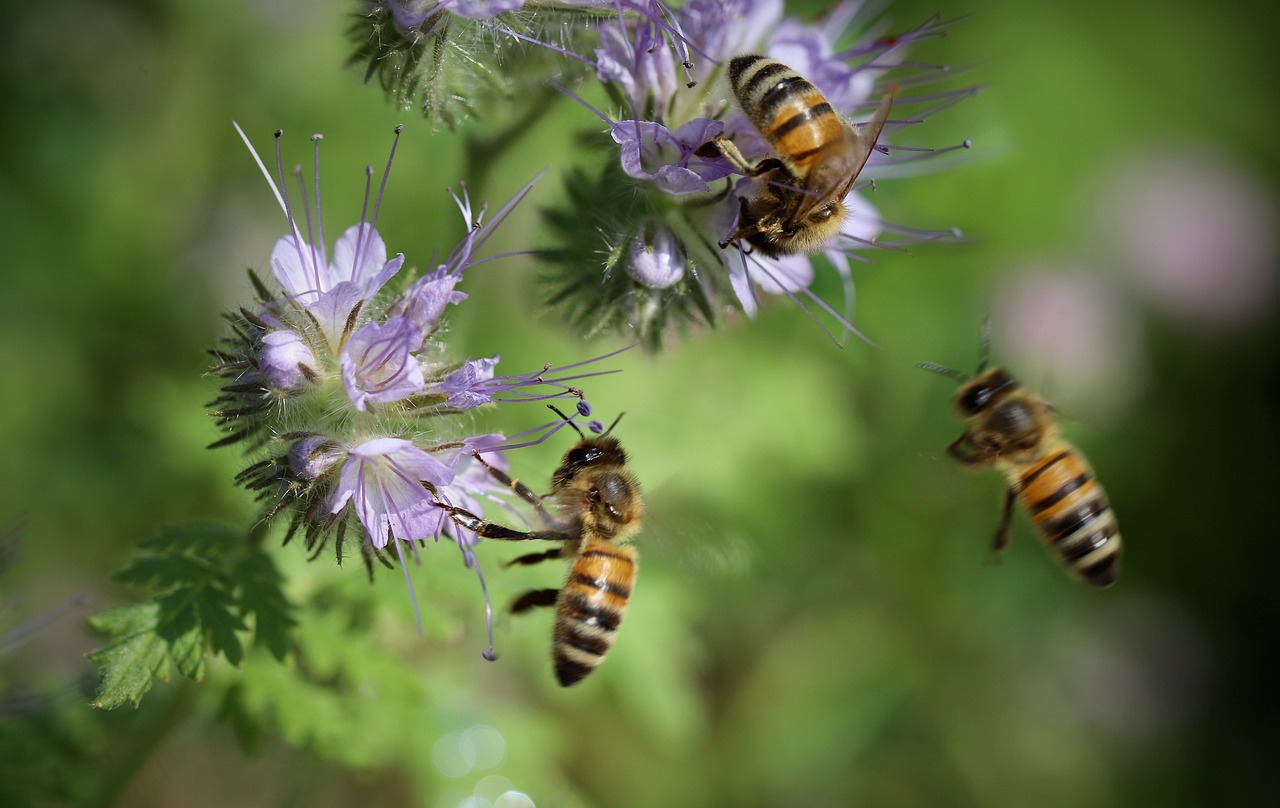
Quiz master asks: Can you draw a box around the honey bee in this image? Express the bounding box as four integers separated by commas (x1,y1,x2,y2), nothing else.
698,54,894,257
443,410,643,686
918,320,1123,586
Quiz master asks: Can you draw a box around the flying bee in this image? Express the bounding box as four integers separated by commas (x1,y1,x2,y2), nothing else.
918,320,1123,587
697,54,894,257
442,409,643,686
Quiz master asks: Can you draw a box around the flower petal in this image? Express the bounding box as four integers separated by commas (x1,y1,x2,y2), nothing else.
270,235,326,303
341,316,426,411
307,281,367,346
332,223,389,290
332,438,455,548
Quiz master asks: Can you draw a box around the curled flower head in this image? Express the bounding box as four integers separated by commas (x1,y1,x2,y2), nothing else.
349,0,588,131
210,123,623,654
542,1,976,347
627,229,684,289
260,329,319,390
349,1,703,133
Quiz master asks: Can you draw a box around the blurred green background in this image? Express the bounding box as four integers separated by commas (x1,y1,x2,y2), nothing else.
2,0,1278,806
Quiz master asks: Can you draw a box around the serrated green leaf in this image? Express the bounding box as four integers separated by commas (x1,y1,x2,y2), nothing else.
196,580,247,666
138,522,241,556
166,615,206,681
112,553,205,589
114,523,239,589
87,601,171,709
234,551,296,661
90,522,262,708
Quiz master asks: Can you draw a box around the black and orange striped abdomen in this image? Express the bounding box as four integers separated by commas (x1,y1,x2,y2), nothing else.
1013,445,1122,586
730,55,846,175
553,539,638,686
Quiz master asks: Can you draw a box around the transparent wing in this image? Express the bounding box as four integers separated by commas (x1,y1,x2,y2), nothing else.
788,90,895,227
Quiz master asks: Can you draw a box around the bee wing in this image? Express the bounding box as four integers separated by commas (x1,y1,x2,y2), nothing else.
789,90,895,227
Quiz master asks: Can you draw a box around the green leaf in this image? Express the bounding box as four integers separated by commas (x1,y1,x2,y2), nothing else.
234,551,296,661
88,522,269,709
195,579,247,666
87,601,174,709
138,522,242,556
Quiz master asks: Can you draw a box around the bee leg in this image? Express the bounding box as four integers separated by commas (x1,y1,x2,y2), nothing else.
693,138,725,159
720,196,762,250
466,450,559,529
441,503,571,543
992,486,1017,557
946,433,988,467
511,588,560,614
696,135,773,177
506,548,563,568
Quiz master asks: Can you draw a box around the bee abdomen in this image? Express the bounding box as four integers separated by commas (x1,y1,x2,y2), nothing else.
552,545,636,686
730,55,843,169
1018,449,1123,587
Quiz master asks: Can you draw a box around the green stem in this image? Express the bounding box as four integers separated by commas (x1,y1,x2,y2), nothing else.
463,85,563,195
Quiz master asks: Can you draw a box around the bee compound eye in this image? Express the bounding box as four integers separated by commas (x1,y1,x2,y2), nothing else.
959,385,992,415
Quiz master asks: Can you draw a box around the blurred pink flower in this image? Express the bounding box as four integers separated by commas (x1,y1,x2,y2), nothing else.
1100,147,1277,333
993,266,1144,419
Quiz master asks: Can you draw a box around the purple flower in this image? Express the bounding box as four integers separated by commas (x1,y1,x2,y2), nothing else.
594,12,679,114
341,316,427,411
396,269,468,333
612,118,733,195
682,0,784,79
331,438,455,549
429,356,500,409
449,0,525,19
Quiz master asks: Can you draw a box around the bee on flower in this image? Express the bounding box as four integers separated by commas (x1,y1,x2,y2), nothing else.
543,0,976,347
208,123,622,658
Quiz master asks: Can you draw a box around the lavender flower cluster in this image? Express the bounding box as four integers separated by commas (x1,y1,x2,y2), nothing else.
209,125,616,652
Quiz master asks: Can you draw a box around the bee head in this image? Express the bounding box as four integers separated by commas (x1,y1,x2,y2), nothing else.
550,435,629,494
556,437,627,482
955,368,1018,416
751,199,847,256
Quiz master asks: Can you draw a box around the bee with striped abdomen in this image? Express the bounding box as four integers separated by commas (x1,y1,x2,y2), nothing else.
443,410,643,686
698,54,894,256
918,320,1123,586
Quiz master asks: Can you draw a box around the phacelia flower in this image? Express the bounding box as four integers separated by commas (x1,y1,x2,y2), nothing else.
542,0,976,347
210,123,621,655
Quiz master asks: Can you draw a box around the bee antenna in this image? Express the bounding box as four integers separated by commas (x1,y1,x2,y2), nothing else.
547,404,585,439
975,315,992,374
601,412,626,436
915,362,970,383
